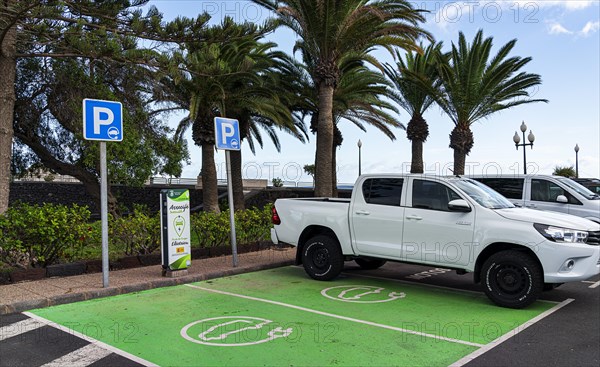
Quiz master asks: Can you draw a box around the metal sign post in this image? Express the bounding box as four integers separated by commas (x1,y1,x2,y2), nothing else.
99,142,109,287
225,150,238,267
83,98,123,288
214,117,241,267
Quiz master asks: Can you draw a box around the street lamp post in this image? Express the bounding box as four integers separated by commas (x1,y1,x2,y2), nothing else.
574,144,580,178
357,139,362,176
513,121,535,174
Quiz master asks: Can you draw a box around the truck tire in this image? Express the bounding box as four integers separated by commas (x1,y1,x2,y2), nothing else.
481,250,543,309
355,258,387,270
302,235,343,281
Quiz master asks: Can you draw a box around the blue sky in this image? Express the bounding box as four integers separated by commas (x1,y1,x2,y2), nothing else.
148,1,600,184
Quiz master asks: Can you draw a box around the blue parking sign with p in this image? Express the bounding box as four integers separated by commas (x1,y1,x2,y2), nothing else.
83,99,123,141
214,117,241,151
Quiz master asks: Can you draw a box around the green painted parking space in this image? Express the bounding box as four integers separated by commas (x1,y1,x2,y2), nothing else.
188,267,555,345
30,266,557,366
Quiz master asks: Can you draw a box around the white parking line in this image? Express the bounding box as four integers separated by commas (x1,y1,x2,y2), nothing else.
184,284,484,348
581,280,600,289
449,298,574,367
41,343,112,367
24,312,159,367
0,318,44,342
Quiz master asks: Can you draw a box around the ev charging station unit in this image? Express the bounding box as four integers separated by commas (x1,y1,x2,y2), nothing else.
160,189,191,276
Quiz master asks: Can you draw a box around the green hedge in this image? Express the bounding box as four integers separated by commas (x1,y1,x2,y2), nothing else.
190,205,272,247
0,203,274,269
0,202,93,267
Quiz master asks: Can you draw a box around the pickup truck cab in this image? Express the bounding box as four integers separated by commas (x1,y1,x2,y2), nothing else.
271,174,600,308
470,174,600,223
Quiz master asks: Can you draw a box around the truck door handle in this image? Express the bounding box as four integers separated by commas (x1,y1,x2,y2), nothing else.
355,210,371,216
406,215,423,221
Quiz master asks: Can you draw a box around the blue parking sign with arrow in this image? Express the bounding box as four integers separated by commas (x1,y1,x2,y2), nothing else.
83,99,123,142
214,117,240,151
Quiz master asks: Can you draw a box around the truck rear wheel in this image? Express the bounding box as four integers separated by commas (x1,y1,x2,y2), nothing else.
355,258,387,270
481,250,543,309
302,235,343,281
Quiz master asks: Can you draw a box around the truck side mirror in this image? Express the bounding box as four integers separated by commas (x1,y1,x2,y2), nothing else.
448,199,472,212
556,195,568,203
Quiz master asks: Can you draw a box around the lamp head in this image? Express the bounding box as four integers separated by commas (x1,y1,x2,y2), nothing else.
513,131,521,144
528,130,535,143
520,121,527,133
574,144,579,153
358,139,362,148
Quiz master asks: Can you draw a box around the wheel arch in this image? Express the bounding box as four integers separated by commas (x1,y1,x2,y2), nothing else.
296,225,340,265
474,243,543,283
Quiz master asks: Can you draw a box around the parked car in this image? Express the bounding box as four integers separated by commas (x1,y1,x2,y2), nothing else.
270,174,600,309
572,178,600,195
469,175,600,224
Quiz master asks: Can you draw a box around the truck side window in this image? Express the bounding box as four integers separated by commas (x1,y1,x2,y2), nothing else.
362,178,403,206
412,180,461,211
475,178,524,199
531,179,580,204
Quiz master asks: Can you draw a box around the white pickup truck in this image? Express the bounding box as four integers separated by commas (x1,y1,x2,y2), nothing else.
270,174,600,308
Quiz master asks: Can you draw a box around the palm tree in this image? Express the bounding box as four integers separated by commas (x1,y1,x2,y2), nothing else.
253,0,431,197
436,30,548,175
330,61,401,193
225,56,308,210
163,19,273,212
297,55,402,194
384,42,445,173
163,18,306,212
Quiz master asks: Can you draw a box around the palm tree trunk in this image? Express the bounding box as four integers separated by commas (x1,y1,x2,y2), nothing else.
406,114,429,174
201,144,220,213
411,140,424,174
449,124,474,176
0,7,17,214
230,149,245,211
315,84,335,197
331,142,338,198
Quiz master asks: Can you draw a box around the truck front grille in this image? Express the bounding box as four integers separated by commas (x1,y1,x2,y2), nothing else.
587,231,600,246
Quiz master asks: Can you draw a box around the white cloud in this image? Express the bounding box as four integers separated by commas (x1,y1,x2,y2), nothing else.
580,20,600,36
548,22,573,34
514,1,595,10
562,0,595,10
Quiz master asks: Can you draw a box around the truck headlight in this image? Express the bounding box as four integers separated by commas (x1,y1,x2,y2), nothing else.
534,223,588,243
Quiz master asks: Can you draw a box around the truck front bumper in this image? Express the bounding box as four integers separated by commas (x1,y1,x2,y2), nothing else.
539,241,600,283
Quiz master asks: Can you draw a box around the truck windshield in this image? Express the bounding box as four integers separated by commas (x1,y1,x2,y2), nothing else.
555,177,600,200
452,179,515,209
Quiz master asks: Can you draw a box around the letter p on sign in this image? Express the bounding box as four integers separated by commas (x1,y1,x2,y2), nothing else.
214,117,241,151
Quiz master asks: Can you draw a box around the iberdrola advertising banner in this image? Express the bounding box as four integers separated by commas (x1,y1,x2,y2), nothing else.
160,189,191,271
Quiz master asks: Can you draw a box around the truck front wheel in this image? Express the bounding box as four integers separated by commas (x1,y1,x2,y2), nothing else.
302,235,343,281
481,250,543,309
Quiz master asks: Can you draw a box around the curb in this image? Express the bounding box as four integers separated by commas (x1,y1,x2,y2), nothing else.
0,259,294,316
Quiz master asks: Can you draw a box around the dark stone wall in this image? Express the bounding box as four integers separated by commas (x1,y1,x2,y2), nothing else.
8,182,205,215
9,182,350,214
244,188,352,209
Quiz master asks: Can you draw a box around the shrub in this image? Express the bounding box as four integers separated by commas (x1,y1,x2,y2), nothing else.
110,206,160,256
0,202,92,267
191,206,272,248
191,211,230,248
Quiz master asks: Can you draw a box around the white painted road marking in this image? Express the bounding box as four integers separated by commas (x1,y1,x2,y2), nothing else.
40,343,112,367
185,284,484,347
449,298,575,367
581,280,600,289
24,312,159,367
0,318,44,342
